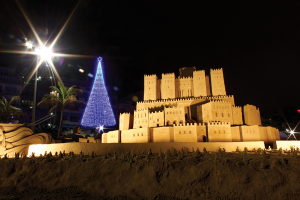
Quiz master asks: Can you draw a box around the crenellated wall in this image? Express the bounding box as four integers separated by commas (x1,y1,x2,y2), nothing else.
133,108,149,129
121,127,150,143
178,76,193,98
243,104,262,126
231,126,241,142
161,73,176,99
200,100,233,124
101,130,121,143
210,68,226,96
173,123,206,142
193,70,207,97
151,127,174,142
119,113,132,131
240,125,260,141
149,110,165,127
232,106,243,125
144,74,159,101
164,106,185,125
137,95,235,111
207,122,232,142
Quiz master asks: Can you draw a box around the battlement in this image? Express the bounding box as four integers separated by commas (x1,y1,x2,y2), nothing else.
144,74,157,78
179,76,193,80
120,112,130,115
245,104,260,110
210,68,223,72
173,123,206,127
210,95,233,99
193,69,205,73
208,122,231,126
134,108,149,112
137,95,234,104
209,99,231,104
162,73,175,78
149,110,164,114
232,105,242,109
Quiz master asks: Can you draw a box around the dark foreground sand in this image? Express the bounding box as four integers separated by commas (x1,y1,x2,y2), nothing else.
0,149,299,200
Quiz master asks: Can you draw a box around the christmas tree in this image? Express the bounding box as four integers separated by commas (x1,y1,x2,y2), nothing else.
81,57,116,127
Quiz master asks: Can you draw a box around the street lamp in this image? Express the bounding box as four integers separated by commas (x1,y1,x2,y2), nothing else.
29,43,54,131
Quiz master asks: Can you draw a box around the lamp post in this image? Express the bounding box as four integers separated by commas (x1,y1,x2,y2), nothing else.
31,57,38,131
26,41,53,131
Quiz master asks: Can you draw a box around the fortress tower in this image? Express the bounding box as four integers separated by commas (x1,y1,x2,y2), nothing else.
193,70,207,97
161,73,176,99
210,68,226,96
144,74,159,101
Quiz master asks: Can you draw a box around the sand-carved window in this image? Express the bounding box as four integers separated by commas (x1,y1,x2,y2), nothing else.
184,131,186,134
189,131,191,134
228,113,230,117
133,134,135,137
179,131,181,134
222,113,224,117
137,133,139,136
214,131,216,134
216,113,218,117
142,133,143,136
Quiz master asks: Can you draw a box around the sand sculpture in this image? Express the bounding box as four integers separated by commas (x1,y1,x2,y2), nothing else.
103,68,280,145
0,124,54,157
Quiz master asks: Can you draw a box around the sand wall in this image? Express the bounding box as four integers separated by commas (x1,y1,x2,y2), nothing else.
28,141,265,156
273,141,300,150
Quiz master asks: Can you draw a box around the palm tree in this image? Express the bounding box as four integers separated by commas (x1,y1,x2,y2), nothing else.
0,96,29,123
38,82,85,138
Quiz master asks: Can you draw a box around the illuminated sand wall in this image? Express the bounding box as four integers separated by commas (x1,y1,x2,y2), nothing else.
28,141,266,156
273,141,300,150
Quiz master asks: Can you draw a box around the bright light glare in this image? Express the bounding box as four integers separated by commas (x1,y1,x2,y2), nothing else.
291,131,295,134
79,69,84,73
25,41,33,49
35,46,53,61
98,125,104,132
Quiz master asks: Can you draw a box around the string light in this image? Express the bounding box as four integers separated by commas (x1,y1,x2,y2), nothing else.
81,57,116,127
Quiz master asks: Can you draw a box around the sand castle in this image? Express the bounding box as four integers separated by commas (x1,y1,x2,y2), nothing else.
103,68,280,145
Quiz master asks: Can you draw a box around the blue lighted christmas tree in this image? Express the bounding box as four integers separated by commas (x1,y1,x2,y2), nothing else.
81,57,116,127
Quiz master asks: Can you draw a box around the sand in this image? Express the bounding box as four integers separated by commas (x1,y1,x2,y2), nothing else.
0,149,299,200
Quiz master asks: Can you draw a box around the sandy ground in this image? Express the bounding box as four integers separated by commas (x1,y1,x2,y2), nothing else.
0,148,299,200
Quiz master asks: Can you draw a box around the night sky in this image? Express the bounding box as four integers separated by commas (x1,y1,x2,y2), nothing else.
0,0,300,113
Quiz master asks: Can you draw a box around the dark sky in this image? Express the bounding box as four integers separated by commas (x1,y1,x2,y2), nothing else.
0,0,300,113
